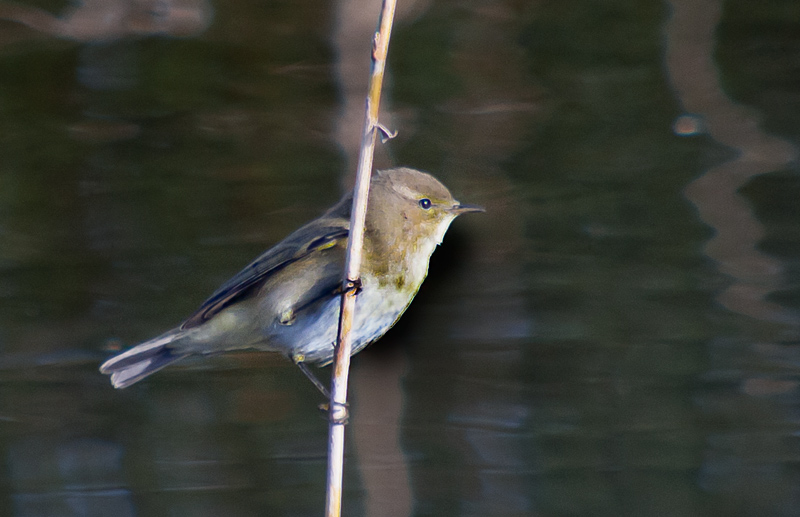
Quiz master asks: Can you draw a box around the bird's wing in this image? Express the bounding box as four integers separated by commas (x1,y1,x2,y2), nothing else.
181,213,350,330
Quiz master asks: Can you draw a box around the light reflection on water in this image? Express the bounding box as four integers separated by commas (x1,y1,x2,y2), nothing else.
1,0,800,516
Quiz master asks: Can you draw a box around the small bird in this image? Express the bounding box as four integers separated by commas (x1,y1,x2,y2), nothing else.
100,167,483,390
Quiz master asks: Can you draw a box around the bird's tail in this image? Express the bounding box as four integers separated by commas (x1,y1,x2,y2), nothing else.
99,329,190,389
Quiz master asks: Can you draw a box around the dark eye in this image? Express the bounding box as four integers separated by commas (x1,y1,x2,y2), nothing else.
418,198,432,210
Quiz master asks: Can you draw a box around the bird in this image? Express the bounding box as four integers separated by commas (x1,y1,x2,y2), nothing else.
99,167,483,391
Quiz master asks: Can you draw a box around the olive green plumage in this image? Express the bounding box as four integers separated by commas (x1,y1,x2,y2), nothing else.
100,167,482,389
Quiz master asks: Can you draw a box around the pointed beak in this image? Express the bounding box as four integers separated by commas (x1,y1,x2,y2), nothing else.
449,203,485,215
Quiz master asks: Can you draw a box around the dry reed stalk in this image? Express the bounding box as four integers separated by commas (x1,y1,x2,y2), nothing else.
325,1,398,516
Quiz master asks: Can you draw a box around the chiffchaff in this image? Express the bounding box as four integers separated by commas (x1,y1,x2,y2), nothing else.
100,167,482,390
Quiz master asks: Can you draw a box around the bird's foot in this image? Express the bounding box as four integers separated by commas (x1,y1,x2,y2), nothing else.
319,400,349,425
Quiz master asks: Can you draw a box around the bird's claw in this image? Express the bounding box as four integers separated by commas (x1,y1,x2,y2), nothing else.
319,401,350,425
345,278,363,296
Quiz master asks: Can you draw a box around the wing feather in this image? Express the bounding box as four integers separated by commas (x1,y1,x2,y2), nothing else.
181,207,350,329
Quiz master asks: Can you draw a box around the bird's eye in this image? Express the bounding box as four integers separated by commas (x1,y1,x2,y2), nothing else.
418,198,432,210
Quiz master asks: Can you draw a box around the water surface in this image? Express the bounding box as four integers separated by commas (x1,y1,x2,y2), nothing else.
1,1,800,516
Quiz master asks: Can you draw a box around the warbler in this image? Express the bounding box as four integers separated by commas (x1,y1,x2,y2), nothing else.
100,167,483,390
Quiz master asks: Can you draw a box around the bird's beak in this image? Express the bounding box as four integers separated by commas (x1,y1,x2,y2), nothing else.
449,203,485,215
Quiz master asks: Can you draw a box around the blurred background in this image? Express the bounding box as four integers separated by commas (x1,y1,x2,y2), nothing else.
1,0,799,515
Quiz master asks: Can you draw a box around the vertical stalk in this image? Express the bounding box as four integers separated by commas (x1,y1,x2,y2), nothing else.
325,1,397,516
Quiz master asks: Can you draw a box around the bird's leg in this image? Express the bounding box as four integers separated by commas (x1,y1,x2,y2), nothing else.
292,356,349,423
295,360,331,399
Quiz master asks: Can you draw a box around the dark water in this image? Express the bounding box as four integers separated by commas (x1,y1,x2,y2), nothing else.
1,1,800,516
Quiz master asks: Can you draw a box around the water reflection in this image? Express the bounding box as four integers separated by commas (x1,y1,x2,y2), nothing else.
0,0,212,42
666,0,798,324
665,2,800,515
9,438,134,517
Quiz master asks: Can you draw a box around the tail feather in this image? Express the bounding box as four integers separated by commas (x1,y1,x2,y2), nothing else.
100,330,189,389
